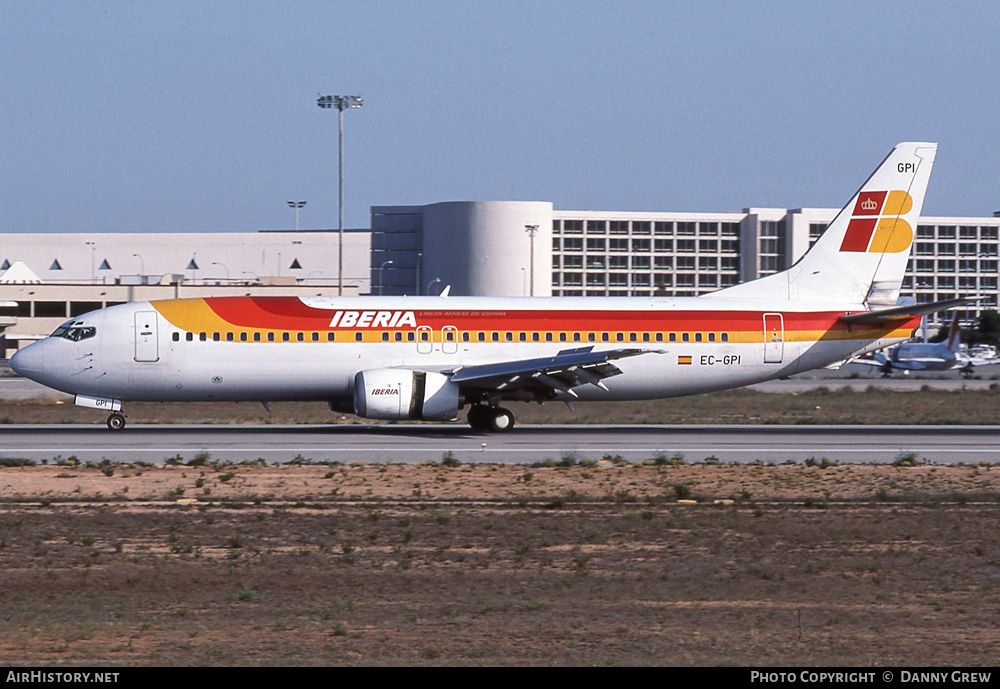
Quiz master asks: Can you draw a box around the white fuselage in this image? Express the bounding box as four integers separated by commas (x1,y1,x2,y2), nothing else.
10,295,914,407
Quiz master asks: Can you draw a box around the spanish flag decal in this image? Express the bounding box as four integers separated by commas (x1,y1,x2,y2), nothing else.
677,355,693,365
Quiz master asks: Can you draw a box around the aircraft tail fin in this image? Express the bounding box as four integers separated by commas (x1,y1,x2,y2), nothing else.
710,142,937,305
945,312,962,354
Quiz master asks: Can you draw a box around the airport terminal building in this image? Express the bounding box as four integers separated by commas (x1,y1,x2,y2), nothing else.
372,201,1000,324
1,200,998,355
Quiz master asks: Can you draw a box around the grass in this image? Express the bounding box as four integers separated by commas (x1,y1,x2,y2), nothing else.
5,386,1000,426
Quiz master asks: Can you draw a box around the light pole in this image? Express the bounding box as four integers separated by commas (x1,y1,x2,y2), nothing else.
85,241,95,282
525,224,539,296
287,201,306,230
211,261,230,280
377,260,394,296
426,277,441,296
132,253,144,275
317,93,363,296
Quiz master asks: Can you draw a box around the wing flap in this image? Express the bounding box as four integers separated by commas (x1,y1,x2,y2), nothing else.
450,346,660,397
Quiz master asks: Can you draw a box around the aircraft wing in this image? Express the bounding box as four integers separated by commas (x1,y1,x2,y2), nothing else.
448,346,660,399
851,353,888,367
962,356,1000,367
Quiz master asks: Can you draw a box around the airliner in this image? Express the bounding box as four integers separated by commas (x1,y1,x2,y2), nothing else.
856,312,1000,377
11,142,961,432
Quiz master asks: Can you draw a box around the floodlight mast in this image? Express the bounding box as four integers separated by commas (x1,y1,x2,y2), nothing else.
525,224,539,296
287,201,306,231
317,94,363,296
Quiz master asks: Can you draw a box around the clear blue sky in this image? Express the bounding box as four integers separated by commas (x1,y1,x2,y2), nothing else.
2,1,998,233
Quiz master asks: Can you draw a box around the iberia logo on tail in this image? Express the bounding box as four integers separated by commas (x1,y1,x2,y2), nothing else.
839,190,914,253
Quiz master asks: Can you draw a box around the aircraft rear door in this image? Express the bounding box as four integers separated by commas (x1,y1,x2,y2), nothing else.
134,311,159,362
763,313,784,364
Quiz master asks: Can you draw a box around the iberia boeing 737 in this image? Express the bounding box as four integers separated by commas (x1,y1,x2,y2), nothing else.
12,142,959,431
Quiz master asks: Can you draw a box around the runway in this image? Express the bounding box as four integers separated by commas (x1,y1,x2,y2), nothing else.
2,423,998,464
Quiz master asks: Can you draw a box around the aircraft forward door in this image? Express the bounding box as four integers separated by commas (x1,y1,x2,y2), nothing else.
134,311,159,362
763,313,784,364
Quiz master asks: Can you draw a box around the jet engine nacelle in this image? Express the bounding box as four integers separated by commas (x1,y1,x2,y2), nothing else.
353,369,459,421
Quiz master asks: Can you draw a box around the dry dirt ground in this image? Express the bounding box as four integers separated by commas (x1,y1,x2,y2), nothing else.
1,461,999,666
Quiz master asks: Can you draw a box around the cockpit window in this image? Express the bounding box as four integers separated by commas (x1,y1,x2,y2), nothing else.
50,323,96,341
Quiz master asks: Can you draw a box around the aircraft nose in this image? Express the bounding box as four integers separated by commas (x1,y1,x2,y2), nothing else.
9,344,42,376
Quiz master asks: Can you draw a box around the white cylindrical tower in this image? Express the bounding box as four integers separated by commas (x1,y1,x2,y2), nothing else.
421,201,553,296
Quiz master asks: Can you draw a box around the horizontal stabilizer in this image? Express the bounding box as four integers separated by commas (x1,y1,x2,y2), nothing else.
839,296,978,324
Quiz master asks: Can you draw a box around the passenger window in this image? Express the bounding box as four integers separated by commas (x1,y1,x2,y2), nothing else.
267,332,274,342
655,333,663,342
213,332,220,342
226,332,234,342
682,333,690,342
668,333,676,342
312,332,319,342
382,332,390,342
355,332,363,342
172,332,180,342
395,332,403,342
296,332,304,342
478,332,486,342
200,332,207,342
186,332,194,342
545,333,553,342
240,332,248,342
573,333,580,342
532,333,540,342
587,333,595,342
559,333,567,342
253,332,261,342
721,333,729,342
282,332,290,342
327,332,336,342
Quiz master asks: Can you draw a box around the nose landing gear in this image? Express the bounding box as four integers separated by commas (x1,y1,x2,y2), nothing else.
106,412,127,431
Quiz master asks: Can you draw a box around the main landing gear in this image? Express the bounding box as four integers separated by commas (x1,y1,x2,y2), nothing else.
106,412,127,431
466,404,515,433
